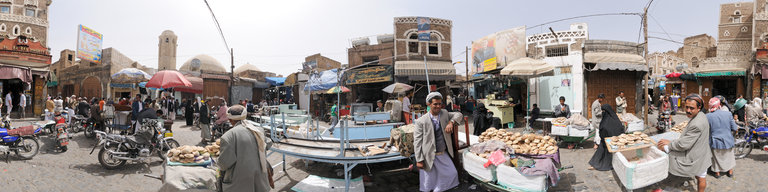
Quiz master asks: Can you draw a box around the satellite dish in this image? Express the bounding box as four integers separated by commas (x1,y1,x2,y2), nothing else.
191,58,201,71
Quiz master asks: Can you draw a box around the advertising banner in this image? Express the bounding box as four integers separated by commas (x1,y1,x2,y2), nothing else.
417,17,431,41
76,25,103,63
345,65,393,85
472,26,526,72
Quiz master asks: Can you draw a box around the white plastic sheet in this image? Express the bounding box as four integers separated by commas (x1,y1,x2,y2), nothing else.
291,175,365,192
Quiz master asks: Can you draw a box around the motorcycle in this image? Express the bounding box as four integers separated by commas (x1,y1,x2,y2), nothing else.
84,117,102,139
212,121,232,141
734,121,768,159
656,110,674,133
90,119,180,169
53,123,70,152
1,116,43,160
69,115,87,133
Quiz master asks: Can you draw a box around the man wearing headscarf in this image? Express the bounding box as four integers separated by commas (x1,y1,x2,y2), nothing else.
746,98,767,123
415,92,463,192
472,103,490,136
657,94,711,192
706,97,737,178
588,104,625,171
218,105,273,192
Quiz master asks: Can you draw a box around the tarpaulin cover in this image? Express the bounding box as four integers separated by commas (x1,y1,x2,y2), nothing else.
0,66,32,83
265,77,286,86
304,69,340,91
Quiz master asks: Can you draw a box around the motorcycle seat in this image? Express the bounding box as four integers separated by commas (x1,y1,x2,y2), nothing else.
8,126,36,136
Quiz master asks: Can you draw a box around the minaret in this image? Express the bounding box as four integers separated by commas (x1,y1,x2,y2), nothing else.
158,30,178,70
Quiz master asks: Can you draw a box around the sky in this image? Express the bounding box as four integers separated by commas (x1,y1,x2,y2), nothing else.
47,0,735,77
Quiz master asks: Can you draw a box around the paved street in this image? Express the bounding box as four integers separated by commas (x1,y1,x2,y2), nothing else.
1,112,767,192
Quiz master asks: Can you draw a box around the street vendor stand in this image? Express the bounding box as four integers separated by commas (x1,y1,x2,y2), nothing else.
606,133,670,191
499,57,555,130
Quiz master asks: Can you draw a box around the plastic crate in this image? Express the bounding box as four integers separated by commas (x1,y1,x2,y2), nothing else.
612,146,668,190
550,124,568,136
496,163,547,192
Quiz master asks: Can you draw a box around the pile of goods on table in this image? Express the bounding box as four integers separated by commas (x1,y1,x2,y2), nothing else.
161,143,219,191
618,113,644,133
669,121,687,133
168,145,212,164
204,139,221,156
551,117,567,125
465,128,561,191
605,132,653,151
477,128,558,155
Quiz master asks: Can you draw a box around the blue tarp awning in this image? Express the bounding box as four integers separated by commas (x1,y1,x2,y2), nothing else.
265,77,286,86
305,69,341,91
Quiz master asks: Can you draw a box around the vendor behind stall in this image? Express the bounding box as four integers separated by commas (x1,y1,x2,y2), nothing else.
554,96,570,118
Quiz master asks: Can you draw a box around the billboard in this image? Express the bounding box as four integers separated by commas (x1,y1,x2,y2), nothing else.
76,25,103,63
345,65,393,85
417,17,431,41
472,26,526,72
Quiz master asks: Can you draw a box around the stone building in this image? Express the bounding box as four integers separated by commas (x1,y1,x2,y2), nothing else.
345,34,395,104
583,40,647,118
393,17,455,106
0,0,53,116
648,51,685,77
158,30,177,71
303,53,341,73
52,48,151,100
680,34,717,68
178,54,230,106
525,23,588,114
752,0,768,98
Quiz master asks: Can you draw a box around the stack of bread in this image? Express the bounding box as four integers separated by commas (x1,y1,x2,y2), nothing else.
168,145,211,164
606,132,652,149
478,128,558,155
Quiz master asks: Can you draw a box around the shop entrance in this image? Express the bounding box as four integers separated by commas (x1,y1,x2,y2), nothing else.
0,79,25,114
713,79,738,101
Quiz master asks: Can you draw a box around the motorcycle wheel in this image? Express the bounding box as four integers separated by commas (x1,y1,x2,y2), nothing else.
15,137,40,160
98,144,127,169
734,139,753,159
157,139,181,160
60,145,68,152
85,124,95,138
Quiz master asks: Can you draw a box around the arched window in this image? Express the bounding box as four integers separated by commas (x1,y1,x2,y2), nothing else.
408,33,418,53
12,25,19,36
165,38,169,43
25,27,31,34
0,23,5,32
692,57,699,68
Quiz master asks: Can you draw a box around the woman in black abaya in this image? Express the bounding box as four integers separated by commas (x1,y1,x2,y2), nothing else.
473,103,490,135
588,104,625,171
185,100,194,126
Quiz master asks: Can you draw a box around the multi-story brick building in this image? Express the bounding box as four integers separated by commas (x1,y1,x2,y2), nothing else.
52,48,151,100
344,35,395,104
0,0,52,116
680,34,717,68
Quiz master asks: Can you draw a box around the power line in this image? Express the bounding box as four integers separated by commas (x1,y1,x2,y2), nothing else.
649,14,673,42
203,0,231,55
526,12,642,30
648,36,753,54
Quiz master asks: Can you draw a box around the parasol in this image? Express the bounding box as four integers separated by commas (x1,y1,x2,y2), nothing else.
111,68,151,83
146,70,192,89
381,82,414,93
326,86,350,94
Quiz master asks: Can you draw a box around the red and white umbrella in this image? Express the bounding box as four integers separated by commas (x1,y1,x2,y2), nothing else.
146,70,192,89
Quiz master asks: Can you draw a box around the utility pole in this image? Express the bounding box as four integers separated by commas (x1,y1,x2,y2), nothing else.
643,4,651,126
466,46,469,97
230,48,234,104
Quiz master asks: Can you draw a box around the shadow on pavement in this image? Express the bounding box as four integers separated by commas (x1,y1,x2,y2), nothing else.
71,160,163,177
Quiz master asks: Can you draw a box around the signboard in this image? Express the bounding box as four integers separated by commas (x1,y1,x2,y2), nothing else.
303,60,317,71
472,26,526,72
345,65,393,85
417,17,431,41
76,25,103,63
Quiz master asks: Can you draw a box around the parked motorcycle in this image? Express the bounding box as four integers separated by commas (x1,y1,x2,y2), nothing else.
734,121,768,159
656,110,674,133
212,121,232,141
90,119,180,169
54,123,70,152
69,114,87,133
1,117,43,160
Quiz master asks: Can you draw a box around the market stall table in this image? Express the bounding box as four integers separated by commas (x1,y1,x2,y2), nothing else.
535,118,555,134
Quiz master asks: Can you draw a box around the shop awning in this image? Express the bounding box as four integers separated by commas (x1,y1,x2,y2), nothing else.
0,65,33,83
584,52,648,72
175,76,203,94
696,71,745,77
265,77,286,86
394,60,456,81
345,65,393,85
239,77,270,89
47,71,58,87
305,69,339,91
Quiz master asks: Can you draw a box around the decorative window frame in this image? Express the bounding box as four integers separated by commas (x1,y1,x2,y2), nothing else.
24,26,30,34
12,24,19,36
741,26,748,32
24,7,35,17
724,30,731,37
0,23,5,32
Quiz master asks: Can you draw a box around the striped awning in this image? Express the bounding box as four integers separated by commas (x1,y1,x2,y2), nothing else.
394,60,456,81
